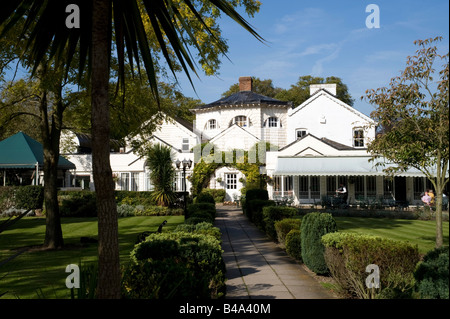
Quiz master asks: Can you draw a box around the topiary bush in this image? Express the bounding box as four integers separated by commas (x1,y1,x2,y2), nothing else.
275,218,302,248
262,206,298,240
174,222,221,241
300,212,337,275
322,232,421,299
245,199,275,227
124,231,225,299
414,246,449,299
186,202,216,221
195,191,215,204
285,229,302,261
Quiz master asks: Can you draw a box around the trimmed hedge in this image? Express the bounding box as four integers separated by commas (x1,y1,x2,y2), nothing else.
275,218,302,247
245,199,275,227
322,232,421,299
0,186,44,213
285,229,302,261
59,191,97,217
262,206,298,240
124,231,225,299
194,192,215,204
198,189,226,203
300,212,338,275
414,246,449,299
174,222,222,241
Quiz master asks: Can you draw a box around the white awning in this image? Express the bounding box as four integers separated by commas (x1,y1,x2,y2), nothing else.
272,156,433,177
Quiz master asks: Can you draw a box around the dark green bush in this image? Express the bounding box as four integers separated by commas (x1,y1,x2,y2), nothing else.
285,229,302,261
125,232,225,299
186,202,216,221
59,191,97,217
14,186,44,210
245,199,275,227
200,189,226,203
322,232,421,299
262,206,298,240
274,218,302,247
300,212,337,275
414,246,449,299
245,189,269,202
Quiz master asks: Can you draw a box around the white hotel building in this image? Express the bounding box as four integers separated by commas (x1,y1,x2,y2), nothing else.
62,77,440,207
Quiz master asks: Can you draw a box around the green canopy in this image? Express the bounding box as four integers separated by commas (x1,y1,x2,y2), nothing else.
0,132,76,170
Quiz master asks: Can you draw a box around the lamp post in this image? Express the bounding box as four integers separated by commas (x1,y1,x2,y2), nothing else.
175,158,192,216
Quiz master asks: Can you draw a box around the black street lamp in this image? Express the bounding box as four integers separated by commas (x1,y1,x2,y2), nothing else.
175,158,192,216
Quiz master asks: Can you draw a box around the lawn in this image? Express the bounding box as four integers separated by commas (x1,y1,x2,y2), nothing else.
0,216,184,299
334,217,449,254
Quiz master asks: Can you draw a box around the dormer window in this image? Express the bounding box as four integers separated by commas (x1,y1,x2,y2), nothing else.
231,115,252,127
208,119,216,130
353,128,364,147
296,129,307,140
268,117,278,127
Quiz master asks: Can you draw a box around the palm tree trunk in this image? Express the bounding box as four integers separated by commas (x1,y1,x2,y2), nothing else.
91,0,121,299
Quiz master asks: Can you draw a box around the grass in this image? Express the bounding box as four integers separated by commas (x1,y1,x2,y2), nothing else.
334,217,449,254
0,216,184,299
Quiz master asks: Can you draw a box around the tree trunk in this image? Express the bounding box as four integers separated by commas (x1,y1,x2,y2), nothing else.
91,0,121,299
39,89,64,250
42,141,64,249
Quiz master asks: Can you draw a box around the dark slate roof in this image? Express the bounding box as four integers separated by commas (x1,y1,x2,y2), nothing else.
196,91,291,109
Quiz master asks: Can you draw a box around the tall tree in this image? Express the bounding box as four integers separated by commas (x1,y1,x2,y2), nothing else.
1,0,263,298
275,75,354,107
363,37,449,248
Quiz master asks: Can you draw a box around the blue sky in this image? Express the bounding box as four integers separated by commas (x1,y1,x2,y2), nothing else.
175,0,449,117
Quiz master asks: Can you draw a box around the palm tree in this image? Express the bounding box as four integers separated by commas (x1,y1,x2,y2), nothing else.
0,0,263,298
146,144,176,207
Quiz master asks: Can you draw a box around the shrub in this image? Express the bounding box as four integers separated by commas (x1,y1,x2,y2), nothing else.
174,222,221,241
242,189,268,215
300,212,337,275
285,230,302,261
14,186,44,210
195,191,216,204
124,231,225,299
59,191,97,217
186,202,216,220
322,232,421,299
414,246,449,299
245,199,275,227
262,206,298,240
275,218,302,247
117,204,135,217
200,189,226,203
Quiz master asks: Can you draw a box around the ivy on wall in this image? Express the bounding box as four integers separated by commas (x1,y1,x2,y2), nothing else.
189,142,274,196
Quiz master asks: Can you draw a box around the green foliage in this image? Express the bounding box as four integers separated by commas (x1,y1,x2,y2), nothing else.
194,191,215,204
174,222,221,241
262,206,298,240
322,232,421,299
13,185,44,210
59,191,97,217
285,230,302,261
300,212,338,275
125,231,226,299
198,188,226,203
245,199,275,228
145,144,176,207
245,189,269,202
414,246,449,299
275,218,302,247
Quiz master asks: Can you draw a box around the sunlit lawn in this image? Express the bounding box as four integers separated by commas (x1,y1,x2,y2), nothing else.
334,217,449,254
0,216,184,299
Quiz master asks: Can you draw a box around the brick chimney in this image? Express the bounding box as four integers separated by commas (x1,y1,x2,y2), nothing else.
239,76,253,92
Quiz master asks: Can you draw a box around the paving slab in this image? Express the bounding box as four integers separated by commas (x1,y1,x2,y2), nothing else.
214,204,337,299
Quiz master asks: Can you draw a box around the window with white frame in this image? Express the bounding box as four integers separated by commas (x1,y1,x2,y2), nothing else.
120,173,129,191
295,129,307,140
233,115,251,127
226,173,237,189
353,128,364,147
268,116,278,127
182,138,189,152
131,172,139,191
208,119,216,130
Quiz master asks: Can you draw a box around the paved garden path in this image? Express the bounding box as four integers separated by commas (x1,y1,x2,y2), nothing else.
214,204,338,299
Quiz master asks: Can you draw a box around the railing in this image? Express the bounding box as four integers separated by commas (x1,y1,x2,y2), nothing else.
272,191,294,206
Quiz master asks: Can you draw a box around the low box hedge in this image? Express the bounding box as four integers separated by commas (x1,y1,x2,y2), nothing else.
274,218,302,247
